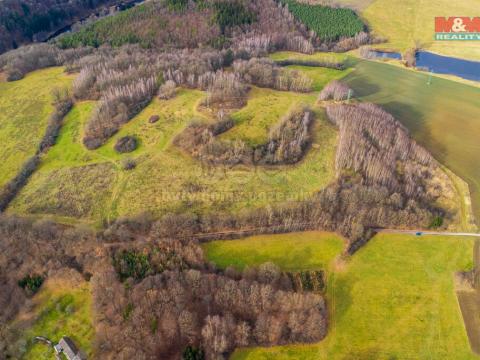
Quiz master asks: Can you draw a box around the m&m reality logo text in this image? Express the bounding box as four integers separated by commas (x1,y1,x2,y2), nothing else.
435,17,480,40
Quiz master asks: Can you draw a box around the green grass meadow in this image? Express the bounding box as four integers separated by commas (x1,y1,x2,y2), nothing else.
203,231,345,271
204,232,477,360
221,87,315,146
0,67,72,188
9,85,339,224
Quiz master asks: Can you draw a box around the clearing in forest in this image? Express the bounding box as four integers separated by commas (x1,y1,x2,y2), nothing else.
13,276,94,360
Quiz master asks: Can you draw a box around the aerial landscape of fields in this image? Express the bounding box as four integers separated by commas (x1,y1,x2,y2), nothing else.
0,0,479,359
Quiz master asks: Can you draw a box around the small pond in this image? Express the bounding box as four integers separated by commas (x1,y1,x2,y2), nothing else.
372,51,402,60
415,51,480,82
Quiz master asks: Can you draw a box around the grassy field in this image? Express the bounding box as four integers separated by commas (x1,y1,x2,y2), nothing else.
221,87,315,146
360,0,480,60
9,86,338,224
269,51,355,91
203,231,345,271
341,58,480,224
16,279,94,359
204,232,477,360
0,67,73,188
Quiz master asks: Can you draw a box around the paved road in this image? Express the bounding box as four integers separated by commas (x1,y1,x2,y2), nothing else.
375,229,480,237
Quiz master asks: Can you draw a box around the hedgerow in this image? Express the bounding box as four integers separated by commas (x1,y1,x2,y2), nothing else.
279,0,365,41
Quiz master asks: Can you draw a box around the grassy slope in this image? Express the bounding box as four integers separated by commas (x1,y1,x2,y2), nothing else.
341,59,480,224
17,280,94,359
204,232,476,360
0,67,72,187
361,0,480,60
10,85,339,223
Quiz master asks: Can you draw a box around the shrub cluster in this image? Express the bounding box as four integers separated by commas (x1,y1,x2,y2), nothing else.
318,80,353,101
158,80,177,100
0,43,60,80
17,274,44,295
39,87,74,152
256,106,313,164
233,58,312,92
114,136,137,153
201,71,249,108
274,58,345,70
0,43,93,81
175,106,313,167
0,156,40,212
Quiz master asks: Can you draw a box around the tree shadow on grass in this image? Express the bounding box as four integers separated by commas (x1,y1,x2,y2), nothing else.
381,101,448,165
330,274,353,327
342,74,381,98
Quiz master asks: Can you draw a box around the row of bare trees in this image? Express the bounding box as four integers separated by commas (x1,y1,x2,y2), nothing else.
234,57,312,92
0,87,73,211
326,103,435,199
0,43,93,80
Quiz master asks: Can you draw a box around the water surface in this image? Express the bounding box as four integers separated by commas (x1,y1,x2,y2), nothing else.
415,51,480,82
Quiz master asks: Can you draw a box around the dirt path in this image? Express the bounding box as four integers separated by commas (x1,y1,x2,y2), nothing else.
375,229,480,237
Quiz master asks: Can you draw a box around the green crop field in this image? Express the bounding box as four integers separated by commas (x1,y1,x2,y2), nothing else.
0,67,73,188
9,86,338,224
204,232,476,360
16,280,94,359
340,58,480,224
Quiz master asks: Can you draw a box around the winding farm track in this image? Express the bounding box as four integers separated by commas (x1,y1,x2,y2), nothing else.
102,226,480,249
375,229,480,238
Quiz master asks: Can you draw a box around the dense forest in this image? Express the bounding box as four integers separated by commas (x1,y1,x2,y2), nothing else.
279,0,364,41
56,0,311,51
0,216,328,359
0,0,129,54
